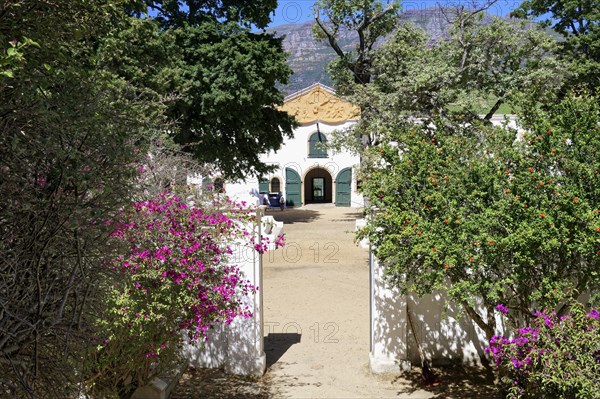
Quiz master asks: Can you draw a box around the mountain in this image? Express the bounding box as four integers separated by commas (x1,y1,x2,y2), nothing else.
270,7,458,94
270,7,547,95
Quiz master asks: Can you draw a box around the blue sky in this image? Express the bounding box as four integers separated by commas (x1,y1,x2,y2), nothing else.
269,0,524,27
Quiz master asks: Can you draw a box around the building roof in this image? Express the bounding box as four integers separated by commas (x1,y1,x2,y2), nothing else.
279,83,360,125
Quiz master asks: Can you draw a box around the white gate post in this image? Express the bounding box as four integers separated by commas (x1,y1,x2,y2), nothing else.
369,253,412,373
223,205,267,376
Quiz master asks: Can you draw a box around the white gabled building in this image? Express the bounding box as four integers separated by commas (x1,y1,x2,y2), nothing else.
226,83,364,208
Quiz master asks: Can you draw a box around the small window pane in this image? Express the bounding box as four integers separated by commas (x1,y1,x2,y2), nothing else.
271,177,281,193
214,178,224,193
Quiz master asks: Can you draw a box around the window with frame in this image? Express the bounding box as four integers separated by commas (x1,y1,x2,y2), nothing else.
213,178,224,193
270,177,281,193
308,132,328,158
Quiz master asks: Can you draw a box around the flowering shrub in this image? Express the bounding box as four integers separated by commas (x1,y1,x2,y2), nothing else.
88,192,283,394
487,301,600,398
357,93,600,340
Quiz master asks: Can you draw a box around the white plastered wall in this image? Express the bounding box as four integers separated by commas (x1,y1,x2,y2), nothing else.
368,254,508,372
226,121,364,208
182,213,283,376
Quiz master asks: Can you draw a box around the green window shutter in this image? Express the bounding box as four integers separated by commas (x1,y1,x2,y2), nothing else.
308,132,328,158
259,178,269,193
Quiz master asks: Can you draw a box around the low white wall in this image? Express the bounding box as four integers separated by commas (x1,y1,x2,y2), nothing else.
368,249,506,372
182,211,283,376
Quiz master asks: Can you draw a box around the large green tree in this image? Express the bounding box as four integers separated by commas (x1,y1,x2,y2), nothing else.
1,0,293,395
323,5,564,152
126,0,297,179
512,0,600,89
361,10,562,133
313,0,400,87
0,0,166,396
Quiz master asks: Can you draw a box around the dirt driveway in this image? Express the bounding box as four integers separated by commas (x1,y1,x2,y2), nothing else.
172,205,496,399
262,205,408,398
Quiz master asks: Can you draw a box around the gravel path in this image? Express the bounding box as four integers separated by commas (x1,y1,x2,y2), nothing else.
172,205,497,399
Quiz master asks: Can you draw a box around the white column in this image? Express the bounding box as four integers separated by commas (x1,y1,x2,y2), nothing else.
183,208,267,376
223,206,267,376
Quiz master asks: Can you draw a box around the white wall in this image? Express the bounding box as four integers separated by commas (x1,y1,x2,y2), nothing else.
368,246,506,372
182,212,283,376
226,120,364,208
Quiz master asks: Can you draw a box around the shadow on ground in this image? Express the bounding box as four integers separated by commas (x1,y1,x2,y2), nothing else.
170,367,276,399
171,364,498,399
265,208,320,224
394,365,499,399
265,333,302,369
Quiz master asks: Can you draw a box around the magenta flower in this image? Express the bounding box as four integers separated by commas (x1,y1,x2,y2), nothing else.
496,304,509,314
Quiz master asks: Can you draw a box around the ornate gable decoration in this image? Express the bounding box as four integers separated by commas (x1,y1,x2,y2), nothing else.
280,83,360,125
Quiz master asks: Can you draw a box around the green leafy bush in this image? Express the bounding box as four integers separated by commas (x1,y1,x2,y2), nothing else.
357,93,600,338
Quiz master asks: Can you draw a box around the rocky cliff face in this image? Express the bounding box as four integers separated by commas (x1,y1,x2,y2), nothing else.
270,20,339,93
271,7,459,94
271,7,542,94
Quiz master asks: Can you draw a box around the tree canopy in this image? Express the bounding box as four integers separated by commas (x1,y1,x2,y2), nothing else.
0,0,293,395
168,21,295,178
146,0,277,28
321,4,564,150
329,1,599,348
102,0,297,179
512,0,600,89
313,0,400,88
358,93,600,339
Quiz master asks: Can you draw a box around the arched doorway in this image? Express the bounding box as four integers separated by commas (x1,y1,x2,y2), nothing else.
304,167,332,204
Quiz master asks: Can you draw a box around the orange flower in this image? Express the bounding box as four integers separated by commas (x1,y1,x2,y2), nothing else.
540,213,545,218
432,247,437,252
444,265,449,269
489,241,495,245
469,257,474,262
573,197,579,203
529,167,534,173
